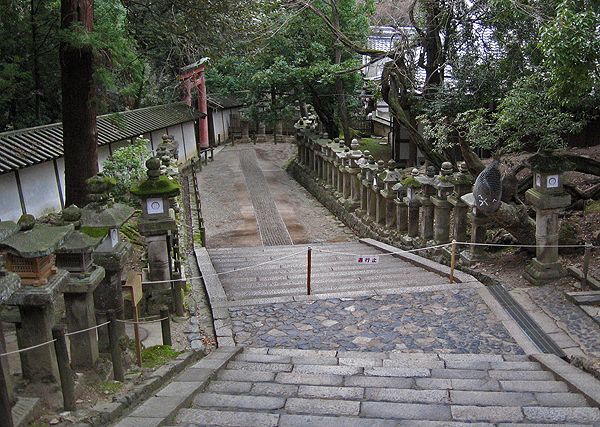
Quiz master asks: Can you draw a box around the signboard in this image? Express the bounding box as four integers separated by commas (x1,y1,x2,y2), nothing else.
356,255,379,264
147,197,165,215
123,272,143,306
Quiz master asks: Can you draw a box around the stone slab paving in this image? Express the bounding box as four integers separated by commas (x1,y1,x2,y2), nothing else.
195,143,354,248
167,347,600,426
229,288,524,354
239,148,293,246
511,285,600,358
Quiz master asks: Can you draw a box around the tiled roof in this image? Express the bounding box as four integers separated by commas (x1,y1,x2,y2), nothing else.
0,102,202,174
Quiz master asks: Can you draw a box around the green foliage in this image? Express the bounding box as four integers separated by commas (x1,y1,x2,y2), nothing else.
358,137,391,162
141,345,181,369
94,380,124,394
102,138,151,203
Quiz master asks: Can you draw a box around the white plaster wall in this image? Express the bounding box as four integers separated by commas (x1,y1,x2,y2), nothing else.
97,145,111,171
182,122,197,162
0,172,24,221
212,110,225,145
19,161,61,218
150,130,164,153
56,158,66,200
167,125,185,160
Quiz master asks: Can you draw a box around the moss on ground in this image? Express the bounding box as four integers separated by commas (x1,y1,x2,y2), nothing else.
359,137,392,162
94,380,124,394
141,345,181,369
584,200,600,214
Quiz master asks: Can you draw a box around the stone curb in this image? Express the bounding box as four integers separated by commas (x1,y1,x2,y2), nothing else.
85,350,204,426
194,247,236,346
110,346,241,427
531,353,600,407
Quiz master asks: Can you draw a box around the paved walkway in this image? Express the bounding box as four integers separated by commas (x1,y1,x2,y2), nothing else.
196,143,355,248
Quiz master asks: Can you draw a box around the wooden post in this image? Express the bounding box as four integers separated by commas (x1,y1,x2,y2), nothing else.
582,243,592,288
173,274,185,317
450,240,457,283
132,301,142,368
307,247,312,295
52,325,76,412
160,307,172,346
107,310,124,381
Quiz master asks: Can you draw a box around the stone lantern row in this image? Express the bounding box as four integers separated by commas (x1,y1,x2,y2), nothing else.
297,133,572,286
296,133,475,249
0,139,183,387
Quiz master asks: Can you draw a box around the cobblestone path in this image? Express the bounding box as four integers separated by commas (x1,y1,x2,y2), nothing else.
239,149,293,246
229,289,523,354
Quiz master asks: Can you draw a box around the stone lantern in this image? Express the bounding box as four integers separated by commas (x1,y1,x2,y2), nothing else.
336,146,350,198
81,174,134,349
403,169,422,240
392,182,408,234
373,160,387,225
416,165,437,241
523,152,572,285
1,215,72,383
0,221,20,410
380,160,402,228
363,156,378,220
56,206,105,370
346,139,364,209
431,162,455,244
448,162,474,242
131,158,180,312
356,150,371,216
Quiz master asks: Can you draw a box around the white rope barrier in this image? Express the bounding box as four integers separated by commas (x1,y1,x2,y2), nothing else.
64,321,111,337
314,243,452,257
116,317,168,325
141,249,307,285
455,241,595,249
0,339,56,358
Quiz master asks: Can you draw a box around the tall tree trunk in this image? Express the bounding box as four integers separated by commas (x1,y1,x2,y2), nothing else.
30,0,41,121
331,1,351,144
60,0,98,207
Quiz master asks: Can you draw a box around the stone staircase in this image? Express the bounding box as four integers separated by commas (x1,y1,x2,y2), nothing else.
208,242,447,301
169,347,600,426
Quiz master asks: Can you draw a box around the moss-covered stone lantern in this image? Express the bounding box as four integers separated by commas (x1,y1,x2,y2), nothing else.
380,160,402,228
130,158,179,237
403,169,422,239
131,158,181,313
56,205,105,369
1,215,72,383
448,162,474,242
81,174,134,349
416,165,437,240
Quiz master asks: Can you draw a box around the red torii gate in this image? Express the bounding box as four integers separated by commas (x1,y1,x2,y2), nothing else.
179,59,210,149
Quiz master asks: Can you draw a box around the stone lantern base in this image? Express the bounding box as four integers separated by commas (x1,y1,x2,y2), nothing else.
524,258,564,285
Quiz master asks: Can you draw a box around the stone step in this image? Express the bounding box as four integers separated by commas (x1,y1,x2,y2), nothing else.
170,349,600,427
224,276,444,299
210,257,407,272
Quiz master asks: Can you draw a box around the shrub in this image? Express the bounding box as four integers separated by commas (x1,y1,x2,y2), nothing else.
102,137,151,204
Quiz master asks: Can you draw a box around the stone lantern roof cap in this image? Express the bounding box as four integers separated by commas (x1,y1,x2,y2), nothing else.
415,174,435,185
131,157,181,198
0,219,73,258
383,169,402,182
81,203,135,230
0,221,19,242
56,230,102,254
392,182,404,191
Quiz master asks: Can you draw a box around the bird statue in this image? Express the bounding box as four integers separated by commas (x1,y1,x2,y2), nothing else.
472,160,502,214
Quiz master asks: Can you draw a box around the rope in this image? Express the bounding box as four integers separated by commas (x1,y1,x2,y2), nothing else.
116,317,169,325
141,249,307,285
313,243,452,257
64,321,111,337
455,241,595,249
0,339,56,358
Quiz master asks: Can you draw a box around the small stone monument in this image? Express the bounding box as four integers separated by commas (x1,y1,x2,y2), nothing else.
56,206,105,370
431,162,455,244
81,174,134,349
346,139,363,209
0,221,21,409
380,160,402,228
255,122,267,143
374,160,387,226
1,216,72,382
403,169,422,240
392,181,408,233
239,119,251,143
448,162,474,242
523,153,572,285
416,165,437,241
